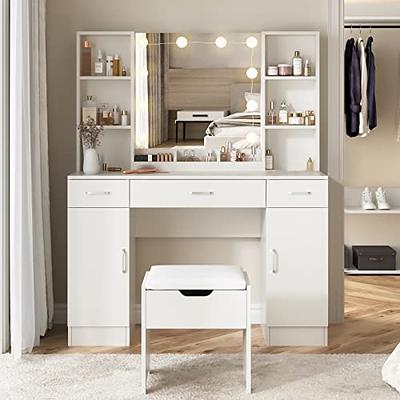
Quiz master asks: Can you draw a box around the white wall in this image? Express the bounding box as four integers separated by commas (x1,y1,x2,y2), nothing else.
46,0,329,306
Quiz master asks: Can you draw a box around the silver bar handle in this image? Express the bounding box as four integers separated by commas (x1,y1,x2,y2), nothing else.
189,191,215,196
270,249,278,274
122,249,128,274
288,191,312,195
85,191,111,196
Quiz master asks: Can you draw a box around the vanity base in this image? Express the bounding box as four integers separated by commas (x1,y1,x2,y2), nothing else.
263,326,328,346
68,326,132,346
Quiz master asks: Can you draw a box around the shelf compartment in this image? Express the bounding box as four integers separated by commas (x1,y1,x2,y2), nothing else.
80,76,131,81
265,76,317,81
265,125,317,130
101,125,131,130
344,268,400,275
345,207,400,215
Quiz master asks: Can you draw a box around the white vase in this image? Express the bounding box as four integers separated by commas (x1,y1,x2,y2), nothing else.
83,148,100,175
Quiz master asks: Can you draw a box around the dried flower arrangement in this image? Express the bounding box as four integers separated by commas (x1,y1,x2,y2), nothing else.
78,117,103,149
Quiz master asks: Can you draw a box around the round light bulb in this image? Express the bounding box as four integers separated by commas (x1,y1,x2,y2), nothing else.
215,36,227,48
176,36,188,49
246,99,258,112
246,67,258,80
246,36,258,49
139,37,149,47
246,131,259,145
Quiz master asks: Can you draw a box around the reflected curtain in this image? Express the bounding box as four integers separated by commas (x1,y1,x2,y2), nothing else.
147,33,168,147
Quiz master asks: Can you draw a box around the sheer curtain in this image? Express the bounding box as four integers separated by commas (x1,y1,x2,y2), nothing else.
10,0,54,357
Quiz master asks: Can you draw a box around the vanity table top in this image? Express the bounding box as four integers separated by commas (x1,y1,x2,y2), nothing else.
68,171,328,180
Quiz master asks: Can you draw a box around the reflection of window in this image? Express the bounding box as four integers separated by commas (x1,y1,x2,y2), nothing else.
135,33,149,149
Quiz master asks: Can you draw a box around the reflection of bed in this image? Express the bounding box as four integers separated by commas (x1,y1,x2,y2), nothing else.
204,83,261,150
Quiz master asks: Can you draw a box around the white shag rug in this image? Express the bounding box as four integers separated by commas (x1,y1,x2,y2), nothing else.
0,353,398,399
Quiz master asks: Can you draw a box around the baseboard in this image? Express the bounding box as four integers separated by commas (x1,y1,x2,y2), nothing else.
54,303,265,325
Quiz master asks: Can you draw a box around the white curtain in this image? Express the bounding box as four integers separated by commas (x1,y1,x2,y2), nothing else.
10,0,54,357
136,33,149,149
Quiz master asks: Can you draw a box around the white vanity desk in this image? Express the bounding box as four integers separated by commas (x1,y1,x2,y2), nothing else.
67,171,328,347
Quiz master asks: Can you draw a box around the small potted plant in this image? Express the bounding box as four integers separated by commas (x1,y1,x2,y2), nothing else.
78,117,103,175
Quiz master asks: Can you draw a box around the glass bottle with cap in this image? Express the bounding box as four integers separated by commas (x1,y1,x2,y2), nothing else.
292,50,303,76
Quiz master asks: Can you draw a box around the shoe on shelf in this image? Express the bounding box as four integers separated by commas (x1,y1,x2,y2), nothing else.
361,187,377,210
376,187,391,210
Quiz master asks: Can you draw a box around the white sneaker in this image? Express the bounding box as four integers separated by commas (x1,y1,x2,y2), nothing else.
376,187,391,210
361,187,376,210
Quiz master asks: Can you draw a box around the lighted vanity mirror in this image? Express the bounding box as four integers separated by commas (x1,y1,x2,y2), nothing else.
134,32,262,162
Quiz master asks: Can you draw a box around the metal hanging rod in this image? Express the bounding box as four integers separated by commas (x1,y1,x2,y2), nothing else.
344,25,400,29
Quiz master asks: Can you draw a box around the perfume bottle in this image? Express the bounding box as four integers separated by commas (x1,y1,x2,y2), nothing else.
278,101,288,125
292,50,303,76
113,54,121,76
267,100,277,125
81,40,92,76
265,149,274,170
82,95,97,123
94,50,105,76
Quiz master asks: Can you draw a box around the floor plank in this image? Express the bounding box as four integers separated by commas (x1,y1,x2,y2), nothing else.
34,276,400,354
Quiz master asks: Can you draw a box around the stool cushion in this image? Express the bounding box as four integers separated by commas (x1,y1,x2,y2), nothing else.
145,265,247,290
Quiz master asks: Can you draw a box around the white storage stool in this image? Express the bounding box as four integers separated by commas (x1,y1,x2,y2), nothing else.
141,265,251,394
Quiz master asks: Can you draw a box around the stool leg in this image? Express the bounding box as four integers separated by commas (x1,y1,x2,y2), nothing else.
141,290,148,394
245,287,252,394
146,330,151,372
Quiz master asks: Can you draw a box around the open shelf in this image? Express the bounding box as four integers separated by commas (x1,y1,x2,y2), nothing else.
80,76,131,81
265,76,317,81
345,206,400,215
344,268,400,275
101,125,131,130
265,125,317,130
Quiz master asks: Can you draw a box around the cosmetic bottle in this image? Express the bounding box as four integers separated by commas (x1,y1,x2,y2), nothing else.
220,146,228,162
278,101,288,125
292,50,303,76
94,50,105,76
106,56,113,76
265,149,274,170
99,103,113,125
113,54,121,76
121,110,129,126
82,95,97,123
227,142,237,162
81,40,92,76
267,100,277,125
307,157,314,172
121,66,127,76
112,105,121,125
304,59,311,76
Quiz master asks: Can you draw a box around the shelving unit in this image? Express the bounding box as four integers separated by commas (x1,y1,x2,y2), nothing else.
261,31,320,171
344,268,400,275
76,31,135,170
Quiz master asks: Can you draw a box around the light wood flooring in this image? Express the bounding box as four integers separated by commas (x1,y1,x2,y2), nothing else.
34,276,400,355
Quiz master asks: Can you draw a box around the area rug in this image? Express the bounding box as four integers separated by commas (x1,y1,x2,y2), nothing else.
0,353,397,399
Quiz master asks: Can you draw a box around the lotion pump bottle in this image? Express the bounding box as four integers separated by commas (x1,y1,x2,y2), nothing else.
278,100,288,125
265,149,274,170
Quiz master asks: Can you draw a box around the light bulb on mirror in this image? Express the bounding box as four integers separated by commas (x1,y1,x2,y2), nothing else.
176,36,188,48
246,36,258,49
215,36,227,48
246,67,258,80
246,99,258,112
246,131,259,145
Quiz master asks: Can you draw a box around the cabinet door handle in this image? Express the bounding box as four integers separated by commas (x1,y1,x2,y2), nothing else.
189,191,214,196
85,191,111,196
288,191,312,195
122,249,128,274
270,249,278,274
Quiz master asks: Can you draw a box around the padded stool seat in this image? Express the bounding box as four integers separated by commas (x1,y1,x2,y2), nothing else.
145,265,247,290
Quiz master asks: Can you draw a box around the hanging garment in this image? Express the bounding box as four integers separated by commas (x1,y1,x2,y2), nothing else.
365,36,377,131
344,38,361,137
357,37,368,137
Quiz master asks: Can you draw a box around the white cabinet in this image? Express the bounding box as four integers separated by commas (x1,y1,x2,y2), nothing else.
265,180,328,346
68,207,131,346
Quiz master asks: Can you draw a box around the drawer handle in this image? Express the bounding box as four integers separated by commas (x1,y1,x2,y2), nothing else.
122,249,128,274
85,191,111,196
189,191,214,196
179,290,213,297
271,249,278,274
288,191,312,196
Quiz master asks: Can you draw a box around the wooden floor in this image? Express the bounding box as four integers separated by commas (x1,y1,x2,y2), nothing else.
34,276,400,355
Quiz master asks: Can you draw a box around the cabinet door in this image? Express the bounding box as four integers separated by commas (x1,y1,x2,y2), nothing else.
266,208,328,327
68,208,129,327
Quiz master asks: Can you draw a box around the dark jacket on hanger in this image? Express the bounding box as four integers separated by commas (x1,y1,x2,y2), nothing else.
345,38,361,137
365,36,377,130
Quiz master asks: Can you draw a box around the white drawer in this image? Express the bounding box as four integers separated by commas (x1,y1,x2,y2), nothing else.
267,180,328,208
130,180,265,208
177,110,228,121
145,290,246,329
68,180,129,207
